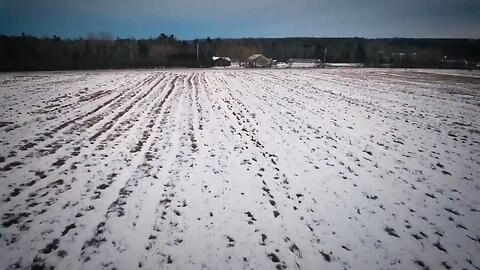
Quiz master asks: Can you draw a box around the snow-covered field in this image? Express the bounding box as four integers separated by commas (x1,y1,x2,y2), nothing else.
0,68,479,270
408,68,480,79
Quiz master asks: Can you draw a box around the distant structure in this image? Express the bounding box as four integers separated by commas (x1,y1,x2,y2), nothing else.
391,52,406,64
441,57,468,69
390,52,416,66
288,58,324,68
212,56,231,67
246,54,272,68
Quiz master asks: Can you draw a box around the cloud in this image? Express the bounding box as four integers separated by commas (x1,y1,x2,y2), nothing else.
0,0,479,38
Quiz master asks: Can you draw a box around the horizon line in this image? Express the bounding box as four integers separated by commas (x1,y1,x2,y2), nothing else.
2,32,479,41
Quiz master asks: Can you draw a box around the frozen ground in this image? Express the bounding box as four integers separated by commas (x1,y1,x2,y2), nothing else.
0,68,479,270
408,68,480,79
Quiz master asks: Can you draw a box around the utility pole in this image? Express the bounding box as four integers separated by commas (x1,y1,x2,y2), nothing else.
196,42,199,67
129,41,133,63
399,52,405,65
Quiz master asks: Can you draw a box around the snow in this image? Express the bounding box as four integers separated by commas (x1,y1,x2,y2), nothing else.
324,63,365,68
0,68,479,270
407,68,480,78
212,57,232,62
294,63,320,68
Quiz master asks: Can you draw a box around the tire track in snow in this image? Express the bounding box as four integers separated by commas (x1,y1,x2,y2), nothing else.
4,74,154,158
0,74,163,206
78,73,189,268
75,74,184,269
0,74,158,195
0,74,176,269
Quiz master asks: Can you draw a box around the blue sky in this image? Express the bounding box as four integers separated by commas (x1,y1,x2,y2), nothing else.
1,0,479,39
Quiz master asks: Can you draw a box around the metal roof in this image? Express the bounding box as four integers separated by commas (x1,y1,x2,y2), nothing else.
247,54,264,61
212,56,231,62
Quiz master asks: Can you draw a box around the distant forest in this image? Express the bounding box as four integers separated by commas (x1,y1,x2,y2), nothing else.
1,33,479,71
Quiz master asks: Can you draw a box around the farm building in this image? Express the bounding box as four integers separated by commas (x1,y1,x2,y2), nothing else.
441,58,468,69
246,54,272,68
212,56,231,67
288,58,324,68
288,58,323,64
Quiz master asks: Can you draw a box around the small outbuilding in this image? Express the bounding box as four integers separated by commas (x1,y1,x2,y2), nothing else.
441,58,468,69
246,54,272,68
212,56,232,67
288,58,324,68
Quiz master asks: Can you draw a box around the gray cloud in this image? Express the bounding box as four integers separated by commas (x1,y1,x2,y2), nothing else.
1,0,479,38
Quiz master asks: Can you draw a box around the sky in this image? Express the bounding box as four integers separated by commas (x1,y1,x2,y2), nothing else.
0,0,479,39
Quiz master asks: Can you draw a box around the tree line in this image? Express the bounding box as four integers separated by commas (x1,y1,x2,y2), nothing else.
0,33,479,71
